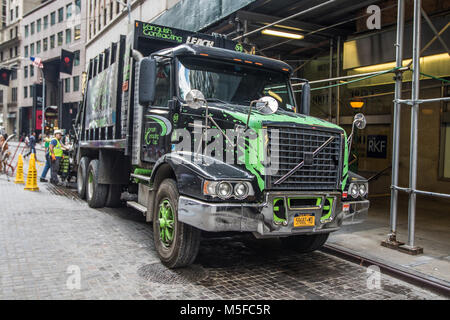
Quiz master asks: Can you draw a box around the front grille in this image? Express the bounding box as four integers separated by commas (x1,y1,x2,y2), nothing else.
267,126,343,191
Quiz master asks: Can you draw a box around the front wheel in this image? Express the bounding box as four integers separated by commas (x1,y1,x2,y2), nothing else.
153,179,201,269
280,233,330,253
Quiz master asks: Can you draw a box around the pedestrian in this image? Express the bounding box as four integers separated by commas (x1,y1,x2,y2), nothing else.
24,132,37,159
0,134,10,173
49,130,66,185
40,134,52,182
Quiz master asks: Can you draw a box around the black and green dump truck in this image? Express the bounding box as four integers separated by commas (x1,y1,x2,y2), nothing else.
72,21,370,268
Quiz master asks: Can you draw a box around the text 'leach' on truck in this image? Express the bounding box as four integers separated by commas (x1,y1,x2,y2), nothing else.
71,21,370,268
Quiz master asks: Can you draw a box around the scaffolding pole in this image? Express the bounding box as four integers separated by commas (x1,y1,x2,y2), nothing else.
399,0,424,255
382,0,405,249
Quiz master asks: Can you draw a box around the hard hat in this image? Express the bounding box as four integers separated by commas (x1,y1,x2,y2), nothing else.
54,130,63,135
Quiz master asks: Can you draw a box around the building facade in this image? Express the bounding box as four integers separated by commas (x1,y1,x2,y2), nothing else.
0,0,41,136
19,0,87,135
85,0,180,64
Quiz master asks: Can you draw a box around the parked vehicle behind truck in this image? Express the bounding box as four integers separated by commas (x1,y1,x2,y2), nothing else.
72,21,369,268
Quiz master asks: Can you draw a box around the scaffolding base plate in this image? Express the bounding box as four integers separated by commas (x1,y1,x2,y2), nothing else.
381,240,405,249
397,244,423,255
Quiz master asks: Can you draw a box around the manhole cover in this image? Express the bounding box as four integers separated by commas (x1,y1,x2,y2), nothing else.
137,263,209,285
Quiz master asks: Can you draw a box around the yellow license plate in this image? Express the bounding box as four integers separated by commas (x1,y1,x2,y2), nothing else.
294,215,315,227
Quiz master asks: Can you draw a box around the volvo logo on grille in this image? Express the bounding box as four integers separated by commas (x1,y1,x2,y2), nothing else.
303,152,314,166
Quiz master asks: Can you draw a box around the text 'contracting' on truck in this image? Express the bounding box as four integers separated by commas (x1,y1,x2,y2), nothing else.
71,21,370,268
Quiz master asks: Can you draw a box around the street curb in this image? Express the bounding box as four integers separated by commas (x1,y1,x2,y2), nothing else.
321,243,450,297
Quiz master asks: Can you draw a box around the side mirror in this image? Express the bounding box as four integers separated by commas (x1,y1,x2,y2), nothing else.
353,113,367,130
300,82,310,115
139,58,156,106
347,113,367,150
255,96,279,115
185,90,206,109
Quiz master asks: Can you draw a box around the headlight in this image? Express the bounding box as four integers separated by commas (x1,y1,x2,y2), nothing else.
349,183,359,199
203,181,253,199
216,182,233,199
359,184,368,197
234,182,249,199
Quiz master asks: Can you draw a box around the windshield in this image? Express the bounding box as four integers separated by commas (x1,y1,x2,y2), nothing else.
178,56,296,112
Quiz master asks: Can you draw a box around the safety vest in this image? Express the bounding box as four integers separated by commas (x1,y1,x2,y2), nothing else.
51,138,63,157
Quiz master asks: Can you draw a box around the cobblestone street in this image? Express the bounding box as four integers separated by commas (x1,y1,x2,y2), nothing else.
0,173,445,300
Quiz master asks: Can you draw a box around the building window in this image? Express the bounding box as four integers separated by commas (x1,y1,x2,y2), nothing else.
11,88,17,102
30,22,35,35
44,16,48,29
24,86,28,98
51,12,56,25
36,41,41,54
64,78,71,93
50,35,55,49
75,0,81,13
14,46,18,57
74,24,81,40
11,69,17,80
73,76,80,92
74,51,80,66
30,43,34,56
58,32,63,46
66,29,72,44
37,19,41,32
58,7,64,23
24,46,28,58
24,25,29,38
30,65,34,77
30,86,34,98
66,3,72,19
24,66,28,78
43,38,48,51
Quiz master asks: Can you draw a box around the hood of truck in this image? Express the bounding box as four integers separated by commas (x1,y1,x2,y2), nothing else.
206,102,344,132
202,103,349,192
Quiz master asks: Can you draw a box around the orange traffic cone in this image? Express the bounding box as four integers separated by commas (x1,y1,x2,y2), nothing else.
24,153,39,191
14,154,25,184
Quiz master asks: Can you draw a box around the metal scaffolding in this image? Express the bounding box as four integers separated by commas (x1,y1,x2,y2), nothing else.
382,0,450,255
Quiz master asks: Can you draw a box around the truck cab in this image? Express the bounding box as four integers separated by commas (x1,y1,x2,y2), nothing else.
74,22,369,268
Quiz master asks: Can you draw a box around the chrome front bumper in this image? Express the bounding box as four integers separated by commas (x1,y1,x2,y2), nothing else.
178,192,369,237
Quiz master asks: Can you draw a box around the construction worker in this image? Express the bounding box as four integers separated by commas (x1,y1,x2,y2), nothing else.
49,130,67,185
40,134,52,182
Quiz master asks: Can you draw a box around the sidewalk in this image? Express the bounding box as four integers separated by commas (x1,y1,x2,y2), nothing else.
329,195,450,285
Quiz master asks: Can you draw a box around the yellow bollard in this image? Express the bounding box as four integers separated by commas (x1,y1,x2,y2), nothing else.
14,154,25,184
24,153,39,191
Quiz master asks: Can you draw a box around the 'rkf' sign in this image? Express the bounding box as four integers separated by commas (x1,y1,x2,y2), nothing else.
367,135,387,158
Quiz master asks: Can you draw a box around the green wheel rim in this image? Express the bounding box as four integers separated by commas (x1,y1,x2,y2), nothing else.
158,199,175,247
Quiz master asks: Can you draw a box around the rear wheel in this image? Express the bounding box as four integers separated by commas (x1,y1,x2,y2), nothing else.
86,159,108,208
153,179,201,269
280,233,330,253
77,157,90,199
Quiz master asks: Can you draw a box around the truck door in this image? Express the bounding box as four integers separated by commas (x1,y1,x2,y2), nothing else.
141,60,173,163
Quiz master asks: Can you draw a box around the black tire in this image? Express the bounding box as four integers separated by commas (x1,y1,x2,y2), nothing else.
280,233,330,253
86,159,108,208
153,179,201,269
105,184,123,208
77,156,90,199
